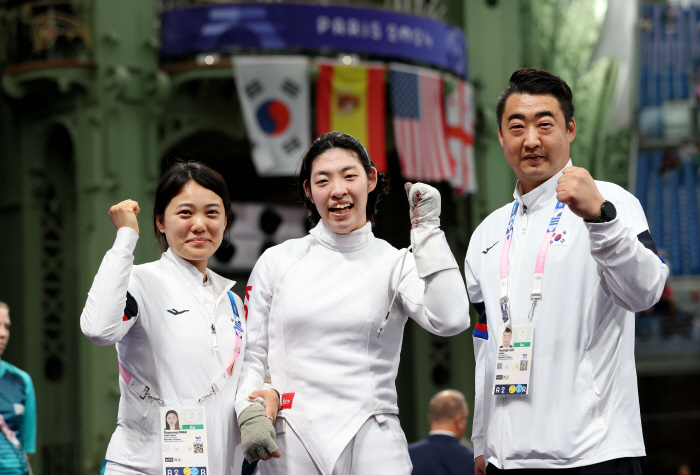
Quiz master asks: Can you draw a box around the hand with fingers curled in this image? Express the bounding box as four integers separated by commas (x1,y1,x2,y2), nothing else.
239,405,281,463
108,199,141,235
250,389,280,423
555,167,605,220
404,182,441,228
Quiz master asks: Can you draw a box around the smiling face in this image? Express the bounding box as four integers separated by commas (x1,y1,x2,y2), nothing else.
166,412,178,428
498,93,576,194
304,148,377,234
0,308,9,358
156,180,227,275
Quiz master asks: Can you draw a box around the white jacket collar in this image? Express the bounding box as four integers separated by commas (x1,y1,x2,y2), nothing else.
513,159,572,212
162,248,235,295
309,219,374,252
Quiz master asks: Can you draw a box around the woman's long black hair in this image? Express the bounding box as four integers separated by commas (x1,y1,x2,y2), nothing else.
297,132,389,226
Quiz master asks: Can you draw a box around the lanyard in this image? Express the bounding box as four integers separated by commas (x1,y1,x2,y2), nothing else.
118,290,244,404
199,290,243,402
499,200,566,325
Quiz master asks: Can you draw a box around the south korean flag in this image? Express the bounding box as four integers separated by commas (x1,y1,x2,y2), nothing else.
234,56,310,176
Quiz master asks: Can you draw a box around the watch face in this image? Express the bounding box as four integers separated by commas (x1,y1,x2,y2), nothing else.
601,201,617,221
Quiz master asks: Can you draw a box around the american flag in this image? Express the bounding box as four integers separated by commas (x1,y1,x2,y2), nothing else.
390,64,453,182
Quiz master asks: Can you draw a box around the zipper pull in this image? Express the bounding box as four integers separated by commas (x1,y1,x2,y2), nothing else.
211,324,219,351
521,204,528,233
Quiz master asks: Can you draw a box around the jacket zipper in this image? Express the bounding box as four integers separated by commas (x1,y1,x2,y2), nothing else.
500,202,528,469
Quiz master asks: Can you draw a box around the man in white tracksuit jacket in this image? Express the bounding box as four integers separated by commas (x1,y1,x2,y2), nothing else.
466,69,668,474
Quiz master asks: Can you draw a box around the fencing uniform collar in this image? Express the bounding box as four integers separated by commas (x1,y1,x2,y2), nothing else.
162,248,235,295
309,219,374,252
513,159,572,212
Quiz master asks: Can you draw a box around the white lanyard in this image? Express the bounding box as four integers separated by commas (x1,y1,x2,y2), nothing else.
499,200,566,325
203,279,218,351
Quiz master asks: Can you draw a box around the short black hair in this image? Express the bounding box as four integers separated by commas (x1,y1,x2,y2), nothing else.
297,131,388,227
503,327,512,334
153,160,233,253
495,68,574,130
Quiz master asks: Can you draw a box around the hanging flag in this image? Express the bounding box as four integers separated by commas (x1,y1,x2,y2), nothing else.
315,60,387,172
234,56,310,176
389,63,453,182
445,78,477,195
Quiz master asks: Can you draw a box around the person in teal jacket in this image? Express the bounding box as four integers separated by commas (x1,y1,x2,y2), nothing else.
0,301,36,475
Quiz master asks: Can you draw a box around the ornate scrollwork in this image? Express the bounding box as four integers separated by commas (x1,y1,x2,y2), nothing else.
19,2,92,54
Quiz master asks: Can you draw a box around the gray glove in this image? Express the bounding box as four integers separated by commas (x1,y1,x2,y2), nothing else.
404,182,441,228
239,405,278,463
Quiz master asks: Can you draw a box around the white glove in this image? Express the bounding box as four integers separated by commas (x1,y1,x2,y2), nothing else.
405,182,441,228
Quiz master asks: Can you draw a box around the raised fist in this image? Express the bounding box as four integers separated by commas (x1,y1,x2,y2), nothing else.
404,182,441,228
556,167,605,220
108,199,140,235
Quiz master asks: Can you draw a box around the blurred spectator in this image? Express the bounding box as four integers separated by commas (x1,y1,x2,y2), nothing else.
677,463,692,475
408,389,474,475
0,301,36,475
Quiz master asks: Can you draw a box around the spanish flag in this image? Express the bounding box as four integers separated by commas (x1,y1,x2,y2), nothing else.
315,61,387,173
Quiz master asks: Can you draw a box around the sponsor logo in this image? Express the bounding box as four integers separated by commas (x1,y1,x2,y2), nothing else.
281,392,295,410
482,241,499,254
167,309,190,315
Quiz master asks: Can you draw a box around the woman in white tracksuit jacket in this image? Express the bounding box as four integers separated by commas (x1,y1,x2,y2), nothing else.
80,162,279,475
235,132,471,475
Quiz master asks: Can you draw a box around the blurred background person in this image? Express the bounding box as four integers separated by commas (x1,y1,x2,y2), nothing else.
0,301,36,475
408,389,474,475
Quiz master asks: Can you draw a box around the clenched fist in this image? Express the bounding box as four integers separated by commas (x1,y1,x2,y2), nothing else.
404,182,441,228
556,167,605,220
108,200,140,235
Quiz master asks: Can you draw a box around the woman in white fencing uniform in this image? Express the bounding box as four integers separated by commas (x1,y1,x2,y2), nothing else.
236,132,471,474
80,162,279,475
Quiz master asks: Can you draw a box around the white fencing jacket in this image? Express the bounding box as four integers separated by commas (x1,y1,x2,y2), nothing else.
80,228,246,474
236,219,470,475
465,162,668,470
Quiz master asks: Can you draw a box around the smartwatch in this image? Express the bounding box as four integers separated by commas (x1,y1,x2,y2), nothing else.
585,200,616,223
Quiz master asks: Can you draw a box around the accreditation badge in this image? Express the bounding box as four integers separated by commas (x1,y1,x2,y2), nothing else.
161,407,209,475
493,324,534,396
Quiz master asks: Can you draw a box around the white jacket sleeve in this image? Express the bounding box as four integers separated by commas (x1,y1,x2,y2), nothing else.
586,193,669,313
398,225,470,337
80,227,141,345
465,245,487,458
234,253,272,418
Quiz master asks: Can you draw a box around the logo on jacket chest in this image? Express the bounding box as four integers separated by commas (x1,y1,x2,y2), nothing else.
166,308,190,315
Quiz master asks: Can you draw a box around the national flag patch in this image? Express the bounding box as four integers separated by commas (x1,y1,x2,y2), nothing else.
472,301,488,340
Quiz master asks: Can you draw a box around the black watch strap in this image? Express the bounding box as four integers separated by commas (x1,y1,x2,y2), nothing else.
585,200,616,223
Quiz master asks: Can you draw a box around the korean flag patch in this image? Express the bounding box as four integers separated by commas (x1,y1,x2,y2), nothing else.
549,230,570,246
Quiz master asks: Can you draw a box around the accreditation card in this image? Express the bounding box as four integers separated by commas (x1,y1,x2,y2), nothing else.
161,406,209,475
493,324,534,396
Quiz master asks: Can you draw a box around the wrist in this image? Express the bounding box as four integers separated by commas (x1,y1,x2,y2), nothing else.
271,388,282,410
584,200,616,223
